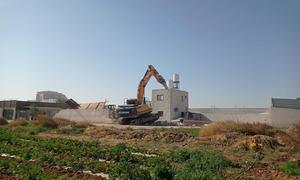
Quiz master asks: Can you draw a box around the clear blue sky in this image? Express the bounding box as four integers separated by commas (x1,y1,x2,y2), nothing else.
0,0,299,107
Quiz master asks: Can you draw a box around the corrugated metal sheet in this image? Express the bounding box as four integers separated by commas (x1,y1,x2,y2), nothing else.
272,98,300,110
65,99,80,109
80,102,106,110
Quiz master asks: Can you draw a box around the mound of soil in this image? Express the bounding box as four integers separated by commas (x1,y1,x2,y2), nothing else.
209,132,242,146
235,135,279,151
275,131,298,150
242,163,298,180
84,127,192,143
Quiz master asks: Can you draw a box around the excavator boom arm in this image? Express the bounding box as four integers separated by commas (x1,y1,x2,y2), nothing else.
136,65,168,105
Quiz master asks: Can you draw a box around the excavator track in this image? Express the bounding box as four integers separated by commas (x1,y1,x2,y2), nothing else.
119,113,159,125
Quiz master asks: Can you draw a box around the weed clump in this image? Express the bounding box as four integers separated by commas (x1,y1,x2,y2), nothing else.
33,115,58,129
200,121,273,137
8,118,28,127
279,161,300,176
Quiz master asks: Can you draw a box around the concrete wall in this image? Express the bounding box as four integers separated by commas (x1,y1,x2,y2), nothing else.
54,109,114,124
152,89,171,120
0,108,3,118
189,108,271,124
152,89,188,120
170,90,188,119
271,107,300,128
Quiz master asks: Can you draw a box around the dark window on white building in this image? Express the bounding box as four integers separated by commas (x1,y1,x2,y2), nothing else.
157,95,164,101
158,111,164,116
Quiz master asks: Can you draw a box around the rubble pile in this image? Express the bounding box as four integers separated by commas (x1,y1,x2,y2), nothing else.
84,127,192,143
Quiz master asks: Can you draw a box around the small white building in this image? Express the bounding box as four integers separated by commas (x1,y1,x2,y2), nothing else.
151,74,189,120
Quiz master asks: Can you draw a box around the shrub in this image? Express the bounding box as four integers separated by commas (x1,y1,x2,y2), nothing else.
173,149,233,179
8,119,28,127
279,161,300,176
0,117,8,125
153,166,175,179
200,121,273,137
33,115,58,128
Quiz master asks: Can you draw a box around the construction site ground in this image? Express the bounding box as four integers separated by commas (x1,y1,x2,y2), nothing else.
38,123,300,180
1,118,299,179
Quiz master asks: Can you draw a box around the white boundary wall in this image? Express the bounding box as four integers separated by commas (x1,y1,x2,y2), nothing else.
54,109,113,124
190,108,271,124
271,107,300,128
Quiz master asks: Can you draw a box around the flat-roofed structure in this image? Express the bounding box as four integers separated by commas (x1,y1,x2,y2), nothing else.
152,88,188,120
0,100,69,120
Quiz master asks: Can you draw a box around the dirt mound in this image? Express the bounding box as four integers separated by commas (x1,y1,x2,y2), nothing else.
235,135,279,151
275,131,298,150
144,130,191,143
242,163,298,180
287,123,300,141
84,127,192,143
209,132,242,146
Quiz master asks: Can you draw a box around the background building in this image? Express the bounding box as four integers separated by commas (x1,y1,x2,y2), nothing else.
0,100,69,120
36,91,68,103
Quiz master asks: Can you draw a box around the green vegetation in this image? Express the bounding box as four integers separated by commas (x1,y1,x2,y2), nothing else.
0,126,234,179
8,119,29,127
180,128,200,137
0,158,65,179
9,123,52,135
170,149,233,180
279,161,300,176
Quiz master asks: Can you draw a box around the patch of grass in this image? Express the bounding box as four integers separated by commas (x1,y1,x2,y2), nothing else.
57,126,85,135
12,124,51,135
0,158,65,179
180,128,200,137
279,161,300,176
0,117,8,125
199,121,273,137
170,148,235,179
8,119,28,127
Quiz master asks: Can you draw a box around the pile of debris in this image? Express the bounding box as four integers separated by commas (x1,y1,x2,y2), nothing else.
240,135,279,151
84,127,192,143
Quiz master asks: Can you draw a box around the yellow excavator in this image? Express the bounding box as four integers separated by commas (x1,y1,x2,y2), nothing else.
116,65,168,125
